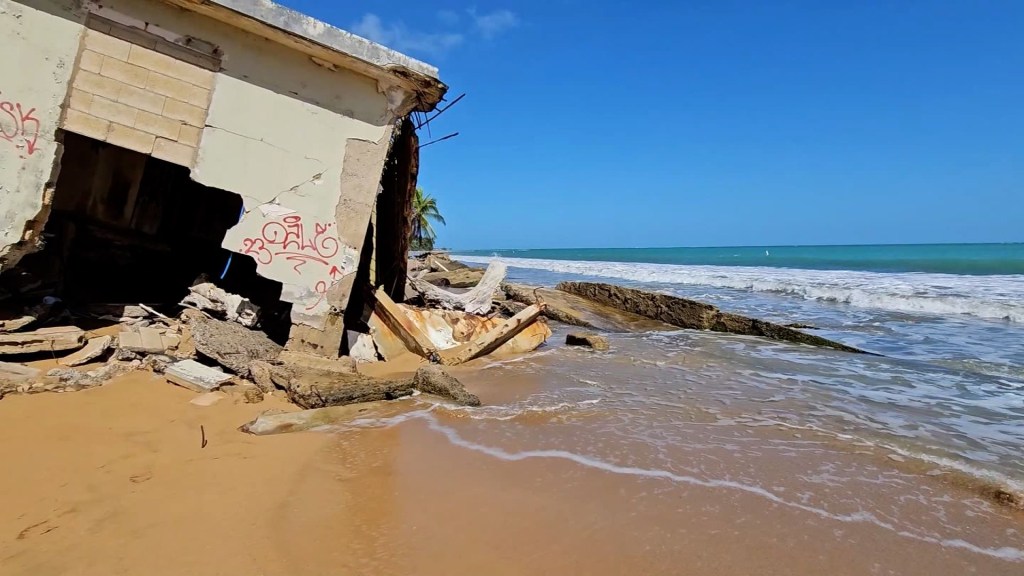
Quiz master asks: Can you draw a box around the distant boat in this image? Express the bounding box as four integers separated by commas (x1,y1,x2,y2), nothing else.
765,250,770,256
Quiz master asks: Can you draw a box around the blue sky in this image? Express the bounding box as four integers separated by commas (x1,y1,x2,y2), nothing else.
281,1,1023,249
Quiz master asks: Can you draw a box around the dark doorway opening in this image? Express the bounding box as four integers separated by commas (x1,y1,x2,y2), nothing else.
6,131,291,341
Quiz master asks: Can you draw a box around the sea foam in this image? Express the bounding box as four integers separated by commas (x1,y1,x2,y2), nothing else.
454,255,1024,323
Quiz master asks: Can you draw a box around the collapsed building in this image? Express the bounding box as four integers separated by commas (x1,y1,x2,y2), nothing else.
0,0,444,357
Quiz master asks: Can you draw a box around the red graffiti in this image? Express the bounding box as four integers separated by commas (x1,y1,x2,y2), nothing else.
0,93,40,157
240,214,347,312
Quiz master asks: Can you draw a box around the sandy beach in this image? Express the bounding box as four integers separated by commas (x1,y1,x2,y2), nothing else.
3,345,1022,576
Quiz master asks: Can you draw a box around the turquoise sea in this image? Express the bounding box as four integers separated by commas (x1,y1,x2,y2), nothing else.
458,243,1024,275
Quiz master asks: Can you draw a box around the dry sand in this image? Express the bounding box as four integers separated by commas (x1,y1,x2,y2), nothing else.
0,372,328,576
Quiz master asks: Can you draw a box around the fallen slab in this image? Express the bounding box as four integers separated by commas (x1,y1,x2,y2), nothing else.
59,335,113,366
566,333,610,351
165,359,233,393
0,326,85,355
504,284,675,332
181,282,260,327
285,364,479,409
184,312,282,376
241,401,399,435
413,365,481,406
0,361,41,381
557,282,871,354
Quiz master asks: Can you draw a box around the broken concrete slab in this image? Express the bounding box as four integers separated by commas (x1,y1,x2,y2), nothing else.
248,360,276,393
0,326,85,355
58,335,113,366
412,365,480,406
184,312,282,376
44,360,142,392
0,315,36,333
277,350,357,374
287,367,416,409
566,333,610,351
0,361,42,383
165,360,233,393
181,282,260,327
118,327,176,354
557,282,872,354
241,401,399,435
504,284,674,332
348,332,379,363
285,363,481,409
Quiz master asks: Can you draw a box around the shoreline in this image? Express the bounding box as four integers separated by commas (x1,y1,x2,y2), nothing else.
2,363,1022,575
0,254,1021,574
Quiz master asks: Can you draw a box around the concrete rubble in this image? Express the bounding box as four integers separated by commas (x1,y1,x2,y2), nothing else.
566,333,610,351
165,359,234,393
0,246,875,439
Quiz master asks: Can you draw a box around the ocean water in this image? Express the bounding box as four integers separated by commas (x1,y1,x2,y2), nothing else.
313,244,1024,572
450,244,1024,493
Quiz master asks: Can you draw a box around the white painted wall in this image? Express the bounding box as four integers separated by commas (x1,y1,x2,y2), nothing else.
0,0,84,265
100,0,397,325
1,0,405,329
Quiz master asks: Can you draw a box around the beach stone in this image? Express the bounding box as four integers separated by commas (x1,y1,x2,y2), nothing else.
566,333,610,351
412,365,481,407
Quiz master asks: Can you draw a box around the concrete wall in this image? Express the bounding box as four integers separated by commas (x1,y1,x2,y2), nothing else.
0,0,84,267
63,26,213,167
2,0,420,334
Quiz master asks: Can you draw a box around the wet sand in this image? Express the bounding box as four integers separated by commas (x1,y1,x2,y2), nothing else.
2,362,1022,575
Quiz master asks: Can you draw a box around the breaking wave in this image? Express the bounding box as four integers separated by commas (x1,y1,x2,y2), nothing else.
454,255,1024,323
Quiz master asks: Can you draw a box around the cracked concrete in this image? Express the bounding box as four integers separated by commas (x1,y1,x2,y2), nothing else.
1,0,446,357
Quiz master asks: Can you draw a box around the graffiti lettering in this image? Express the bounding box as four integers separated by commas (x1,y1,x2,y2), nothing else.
0,92,40,157
240,214,347,311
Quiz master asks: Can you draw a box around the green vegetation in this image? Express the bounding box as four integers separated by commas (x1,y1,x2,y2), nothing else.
410,187,446,251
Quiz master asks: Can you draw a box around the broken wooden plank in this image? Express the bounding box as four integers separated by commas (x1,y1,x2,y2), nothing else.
58,335,113,366
0,326,85,355
409,261,506,315
373,288,438,361
438,304,545,366
165,360,233,393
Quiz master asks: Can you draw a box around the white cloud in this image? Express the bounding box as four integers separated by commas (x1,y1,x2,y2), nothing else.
437,9,461,26
469,8,519,39
351,14,463,55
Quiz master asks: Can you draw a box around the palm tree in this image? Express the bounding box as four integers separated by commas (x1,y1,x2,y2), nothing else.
410,187,446,251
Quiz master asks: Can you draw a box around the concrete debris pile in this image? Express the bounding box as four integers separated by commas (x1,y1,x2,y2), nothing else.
0,256,550,422
0,248,874,439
